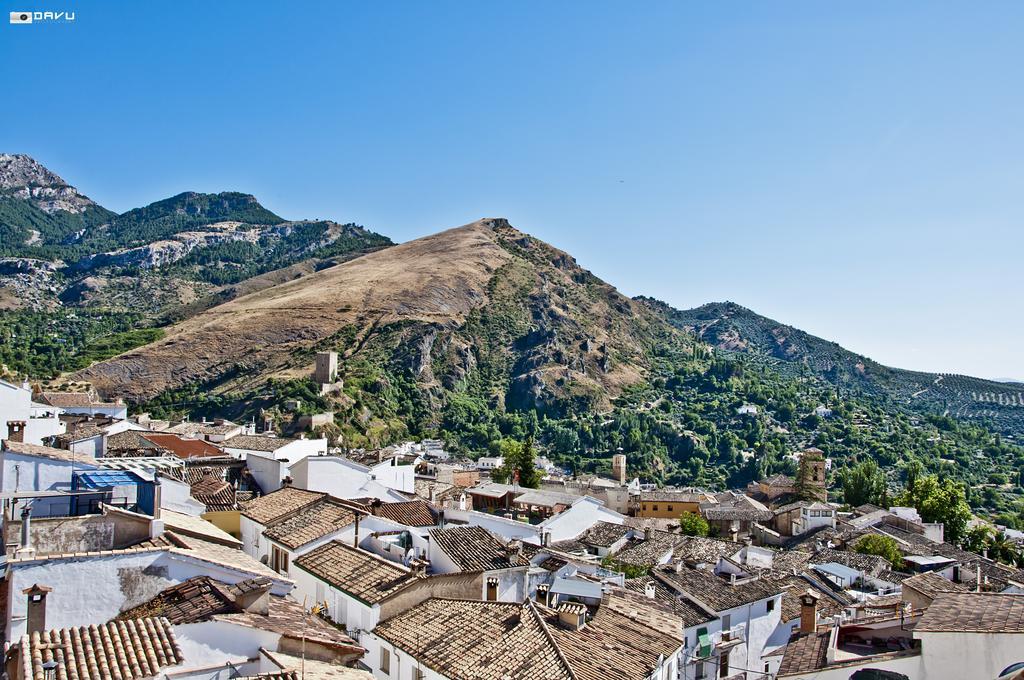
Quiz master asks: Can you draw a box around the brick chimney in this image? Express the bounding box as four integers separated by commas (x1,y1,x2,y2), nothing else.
23,584,52,635
799,589,820,634
6,421,26,443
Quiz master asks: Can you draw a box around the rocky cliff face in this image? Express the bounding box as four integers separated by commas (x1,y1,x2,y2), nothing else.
0,153,99,214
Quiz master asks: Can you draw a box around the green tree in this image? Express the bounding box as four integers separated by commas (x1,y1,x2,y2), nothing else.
841,459,888,508
853,534,904,570
678,512,710,537
896,474,972,546
962,525,991,553
987,531,1022,567
494,437,540,489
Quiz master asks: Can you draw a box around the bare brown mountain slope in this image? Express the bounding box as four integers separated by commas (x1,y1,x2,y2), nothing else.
77,219,513,400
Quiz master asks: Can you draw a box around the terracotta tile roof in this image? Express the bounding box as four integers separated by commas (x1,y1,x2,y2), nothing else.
116,575,268,623
429,525,531,571
675,535,743,565
809,547,889,576
161,509,243,547
900,571,970,600
373,599,572,680
243,652,374,679
166,420,240,436
623,576,716,627
224,434,300,452
1,438,98,465
640,489,714,503
18,617,183,680
52,423,107,444
609,529,684,568
107,430,164,454
140,433,223,459
577,520,630,548
293,541,421,605
38,391,118,408
373,499,437,527
242,487,325,524
777,629,831,676
191,473,238,512
215,594,361,651
762,573,848,623
263,499,357,549
541,603,682,680
653,565,781,613
916,593,1024,633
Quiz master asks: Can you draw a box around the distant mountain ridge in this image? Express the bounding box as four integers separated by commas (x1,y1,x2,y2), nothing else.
646,299,1024,434
3,156,1022,506
0,154,391,315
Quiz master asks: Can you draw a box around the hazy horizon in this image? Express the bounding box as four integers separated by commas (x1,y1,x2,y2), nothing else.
4,1,1022,380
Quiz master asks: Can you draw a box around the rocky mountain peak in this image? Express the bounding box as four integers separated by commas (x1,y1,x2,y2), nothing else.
0,153,99,214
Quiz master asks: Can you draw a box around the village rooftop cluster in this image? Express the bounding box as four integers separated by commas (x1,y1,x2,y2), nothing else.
1,370,1023,680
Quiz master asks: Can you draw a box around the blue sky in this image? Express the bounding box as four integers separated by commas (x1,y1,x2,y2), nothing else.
3,2,1022,379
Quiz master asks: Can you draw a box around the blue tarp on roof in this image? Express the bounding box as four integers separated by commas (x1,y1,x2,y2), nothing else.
73,470,145,489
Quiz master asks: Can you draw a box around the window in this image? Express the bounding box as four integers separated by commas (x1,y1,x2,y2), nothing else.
667,504,673,512
271,545,289,574
719,651,729,678
486,578,499,601
379,648,391,674
652,504,659,511
721,614,731,630
767,598,775,612
695,661,706,680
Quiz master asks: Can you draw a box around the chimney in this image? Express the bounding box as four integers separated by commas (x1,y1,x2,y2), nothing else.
231,578,272,616
281,476,293,489
799,590,819,634
15,505,35,559
23,584,52,635
505,539,523,561
644,581,657,599
729,573,737,585
541,531,551,547
6,421,26,444
644,526,653,541
556,602,587,631
429,485,438,504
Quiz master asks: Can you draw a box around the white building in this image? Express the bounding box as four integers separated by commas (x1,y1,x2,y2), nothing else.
290,540,422,633
288,455,411,501
0,439,99,516
0,379,65,445
652,565,784,680
476,456,503,470
222,435,327,492
37,390,128,419
427,525,531,602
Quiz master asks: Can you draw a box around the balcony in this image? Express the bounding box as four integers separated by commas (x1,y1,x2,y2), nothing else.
714,624,745,650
